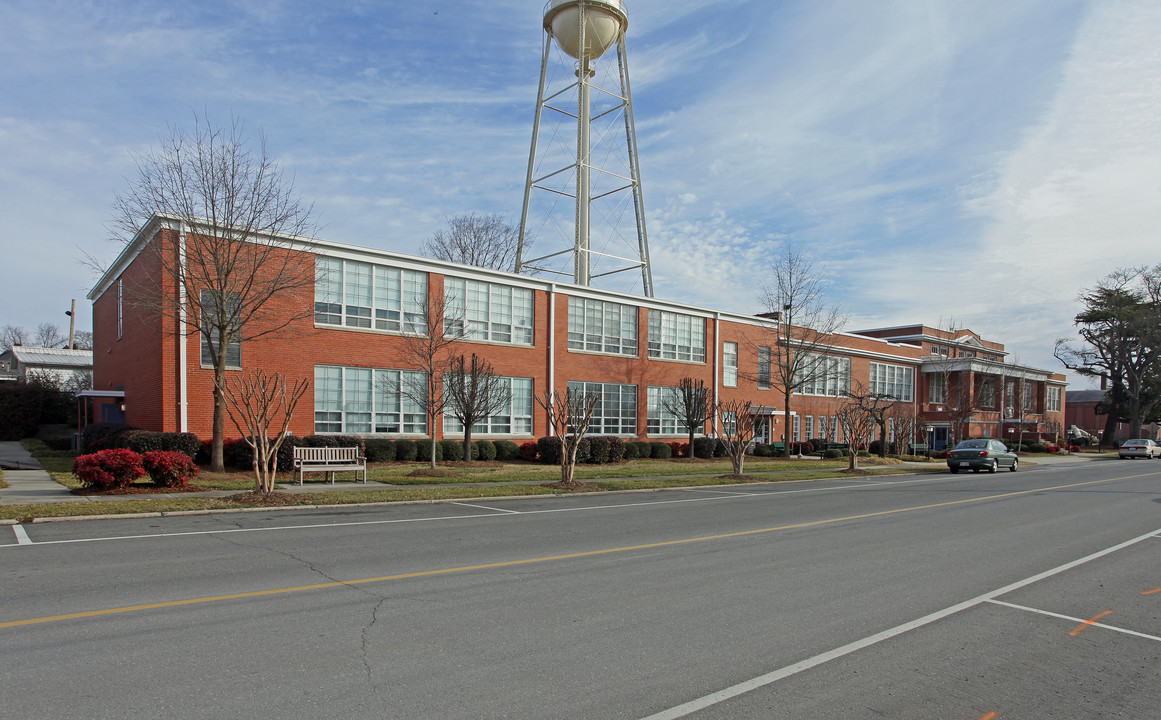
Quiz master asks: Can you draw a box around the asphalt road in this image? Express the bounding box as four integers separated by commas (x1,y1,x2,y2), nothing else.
3,460,1160,719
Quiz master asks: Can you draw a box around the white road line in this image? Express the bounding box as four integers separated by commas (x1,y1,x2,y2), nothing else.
0,474,1059,549
640,525,1161,720
12,525,32,545
451,502,521,514
985,599,1161,642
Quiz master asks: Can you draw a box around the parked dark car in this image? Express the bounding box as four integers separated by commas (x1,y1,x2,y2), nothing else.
947,439,1018,473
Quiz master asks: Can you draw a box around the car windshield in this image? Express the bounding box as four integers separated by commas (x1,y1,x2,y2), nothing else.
955,440,988,450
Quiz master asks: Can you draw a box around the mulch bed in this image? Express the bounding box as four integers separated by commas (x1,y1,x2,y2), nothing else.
715,474,760,482
541,480,603,492
71,484,215,495
224,491,301,506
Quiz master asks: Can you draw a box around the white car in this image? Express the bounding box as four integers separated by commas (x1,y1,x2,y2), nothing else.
1119,439,1161,459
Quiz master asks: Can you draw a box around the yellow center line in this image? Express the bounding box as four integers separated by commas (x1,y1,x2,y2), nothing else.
1069,609,1114,637
2,472,1155,630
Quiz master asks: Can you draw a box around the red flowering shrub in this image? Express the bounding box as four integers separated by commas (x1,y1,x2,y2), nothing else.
72,449,146,490
142,450,200,488
519,441,538,462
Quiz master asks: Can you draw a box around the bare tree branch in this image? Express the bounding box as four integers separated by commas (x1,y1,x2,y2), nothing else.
422,213,522,271
218,370,309,493
444,353,511,463
536,387,599,487
109,112,317,471
661,378,713,458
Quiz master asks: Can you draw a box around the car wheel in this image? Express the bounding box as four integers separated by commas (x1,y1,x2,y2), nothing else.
1009,458,1018,472
972,467,980,473
988,460,998,473
949,467,959,474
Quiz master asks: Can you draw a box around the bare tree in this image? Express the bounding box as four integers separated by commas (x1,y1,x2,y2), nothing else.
110,113,316,472
662,378,713,458
35,323,67,348
393,290,467,468
422,213,522,271
759,247,847,455
444,353,511,463
884,403,919,455
836,382,880,472
72,330,94,350
536,387,599,488
219,370,309,493
1,325,29,351
717,398,757,475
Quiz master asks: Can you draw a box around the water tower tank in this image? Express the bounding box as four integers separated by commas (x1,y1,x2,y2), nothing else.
543,0,627,60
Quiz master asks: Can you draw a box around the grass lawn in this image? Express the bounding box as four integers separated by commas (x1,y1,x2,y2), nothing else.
2,440,943,522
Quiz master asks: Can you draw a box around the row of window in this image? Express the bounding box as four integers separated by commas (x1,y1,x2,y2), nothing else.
313,368,719,438
927,374,1056,414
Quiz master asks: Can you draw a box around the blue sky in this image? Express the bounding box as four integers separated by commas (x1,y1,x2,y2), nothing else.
2,0,1159,387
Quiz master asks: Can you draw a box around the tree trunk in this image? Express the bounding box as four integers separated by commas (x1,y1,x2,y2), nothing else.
463,427,473,463
212,372,226,473
878,420,887,457
782,388,792,457
687,429,696,458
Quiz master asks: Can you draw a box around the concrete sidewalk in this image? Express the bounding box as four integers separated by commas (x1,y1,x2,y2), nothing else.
0,441,79,505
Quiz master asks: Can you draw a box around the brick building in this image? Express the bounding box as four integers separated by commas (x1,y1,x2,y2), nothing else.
87,215,1066,450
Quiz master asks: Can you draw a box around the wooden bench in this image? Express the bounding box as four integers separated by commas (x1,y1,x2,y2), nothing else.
292,446,367,485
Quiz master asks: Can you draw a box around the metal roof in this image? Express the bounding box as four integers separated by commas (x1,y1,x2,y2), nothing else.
4,347,94,369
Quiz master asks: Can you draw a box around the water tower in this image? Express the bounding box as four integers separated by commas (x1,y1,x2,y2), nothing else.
516,0,654,297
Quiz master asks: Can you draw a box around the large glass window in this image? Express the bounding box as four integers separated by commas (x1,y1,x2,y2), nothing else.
646,386,695,436
869,362,914,402
978,377,996,408
567,297,637,355
444,377,534,435
314,365,426,434
567,381,637,435
758,347,771,389
723,342,738,387
797,354,850,396
200,290,241,368
1047,386,1061,413
315,257,428,334
929,376,945,404
647,310,706,362
444,278,534,345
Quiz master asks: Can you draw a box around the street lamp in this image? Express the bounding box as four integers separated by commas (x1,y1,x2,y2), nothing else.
1007,426,1015,452
925,425,933,459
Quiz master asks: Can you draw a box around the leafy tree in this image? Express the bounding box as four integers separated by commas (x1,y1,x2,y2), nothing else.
1055,266,1161,439
109,113,316,472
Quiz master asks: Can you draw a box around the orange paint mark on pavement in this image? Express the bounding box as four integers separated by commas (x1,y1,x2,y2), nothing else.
979,713,998,720
1142,587,1161,595
1069,610,1113,636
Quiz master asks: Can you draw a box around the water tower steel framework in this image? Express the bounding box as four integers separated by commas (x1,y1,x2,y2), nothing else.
517,0,654,297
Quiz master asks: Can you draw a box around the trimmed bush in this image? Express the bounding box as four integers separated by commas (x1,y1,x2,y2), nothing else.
605,436,626,463
73,448,146,490
823,448,844,459
754,444,774,457
586,436,611,464
537,436,562,464
439,439,463,461
113,430,201,458
494,440,520,461
473,439,498,461
415,438,442,462
622,441,640,459
714,439,728,458
519,441,538,462
394,439,418,461
574,437,591,464
693,437,716,459
364,438,396,463
650,442,672,459
857,450,871,457
1028,442,1049,453
631,441,651,459
80,422,136,452
142,450,199,488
